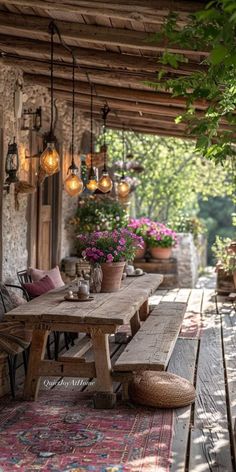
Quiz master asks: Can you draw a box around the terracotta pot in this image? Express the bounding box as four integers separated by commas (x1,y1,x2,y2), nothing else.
149,246,172,260
100,261,125,292
134,242,147,260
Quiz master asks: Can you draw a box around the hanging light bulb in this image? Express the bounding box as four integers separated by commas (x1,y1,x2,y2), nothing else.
64,161,84,196
64,55,83,197
117,127,130,198
86,84,98,192
98,104,113,193
40,21,60,176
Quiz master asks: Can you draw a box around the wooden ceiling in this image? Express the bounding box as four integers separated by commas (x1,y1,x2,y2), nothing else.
0,1,208,138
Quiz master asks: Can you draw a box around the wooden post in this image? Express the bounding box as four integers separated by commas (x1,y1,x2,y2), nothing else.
139,300,149,321
130,311,141,337
23,329,49,401
91,330,116,408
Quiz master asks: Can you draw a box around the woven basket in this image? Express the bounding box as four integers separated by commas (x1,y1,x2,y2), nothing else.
129,371,195,408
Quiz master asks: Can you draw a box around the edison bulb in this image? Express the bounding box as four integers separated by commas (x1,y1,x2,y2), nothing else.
87,178,98,192
64,173,83,197
40,142,60,175
98,172,113,193
117,179,130,198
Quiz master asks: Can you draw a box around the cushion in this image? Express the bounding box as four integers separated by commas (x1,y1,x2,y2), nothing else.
23,275,55,299
0,283,15,322
129,371,195,408
7,289,27,306
29,266,64,288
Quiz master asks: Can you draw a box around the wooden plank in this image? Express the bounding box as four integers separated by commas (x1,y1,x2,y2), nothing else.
188,290,233,472
38,359,96,377
0,11,208,55
221,301,236,464
5,274,163,325
58,334,92,361
4,1,205,22
168,338,198,472
114,302,186,371
23,74,208,110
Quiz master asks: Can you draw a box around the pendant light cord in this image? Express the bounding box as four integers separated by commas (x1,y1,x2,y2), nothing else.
71,54,75,165
101,104,110,172
49,21,55,137
90,83,94,173
122,126,125,179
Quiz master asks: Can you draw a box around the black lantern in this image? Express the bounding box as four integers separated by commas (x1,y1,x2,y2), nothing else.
5,137,19,184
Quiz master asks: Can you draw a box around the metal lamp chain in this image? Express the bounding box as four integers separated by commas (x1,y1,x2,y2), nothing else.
50,22,54,136
90,83,93,171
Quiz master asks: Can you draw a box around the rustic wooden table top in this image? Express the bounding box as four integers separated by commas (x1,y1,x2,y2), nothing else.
5,274,163,326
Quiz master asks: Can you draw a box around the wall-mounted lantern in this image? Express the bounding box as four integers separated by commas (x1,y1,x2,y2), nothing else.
21,107,42,131
4,137,19,190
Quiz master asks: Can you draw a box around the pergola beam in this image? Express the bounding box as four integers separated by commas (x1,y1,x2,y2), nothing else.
3,1,205,23
0,34,205,75
23,73,208,110
0,11,208,55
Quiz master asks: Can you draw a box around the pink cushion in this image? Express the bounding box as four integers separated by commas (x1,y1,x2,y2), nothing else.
23,275,55,298
29,266,64,289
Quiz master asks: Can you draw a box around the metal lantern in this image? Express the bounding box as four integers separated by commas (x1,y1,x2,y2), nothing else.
5,137,19,184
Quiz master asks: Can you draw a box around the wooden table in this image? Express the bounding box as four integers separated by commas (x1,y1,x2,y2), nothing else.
5,274,163,407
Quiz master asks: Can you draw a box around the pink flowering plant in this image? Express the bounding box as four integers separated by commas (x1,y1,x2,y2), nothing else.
146,223,177,248
77,228,144,264
128,217,152,240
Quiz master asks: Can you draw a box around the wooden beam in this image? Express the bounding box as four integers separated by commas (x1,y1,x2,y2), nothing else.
54,89,206,119
4,1,205,23
23,73,208,110
2,56,158,86
0,34,205,75
108,123,195,139
0,11,208,55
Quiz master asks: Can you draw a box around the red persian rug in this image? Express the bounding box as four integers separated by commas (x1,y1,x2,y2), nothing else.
0,391,173,472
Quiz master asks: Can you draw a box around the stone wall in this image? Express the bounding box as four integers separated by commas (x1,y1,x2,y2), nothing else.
0,64,93,281
172,233,206,288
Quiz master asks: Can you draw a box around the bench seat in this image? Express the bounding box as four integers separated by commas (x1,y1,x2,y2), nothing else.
114,302,187,372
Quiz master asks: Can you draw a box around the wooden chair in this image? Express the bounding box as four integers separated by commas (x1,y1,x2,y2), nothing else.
0,283,31,397
17,269,71,359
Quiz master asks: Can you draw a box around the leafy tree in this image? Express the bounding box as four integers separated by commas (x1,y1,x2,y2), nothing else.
148,0,236,170
106,130,234,222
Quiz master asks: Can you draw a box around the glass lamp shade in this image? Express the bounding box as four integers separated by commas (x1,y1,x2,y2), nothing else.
86,177,98,192
117,179,130,198
40,142,60,176
64,173,84,197
98,171,113,193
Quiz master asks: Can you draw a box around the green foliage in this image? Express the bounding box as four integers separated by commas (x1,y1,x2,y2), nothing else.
69,196,128,233
106,130,234,222
148,0,236,166
212,235,236,273
169,213,206,241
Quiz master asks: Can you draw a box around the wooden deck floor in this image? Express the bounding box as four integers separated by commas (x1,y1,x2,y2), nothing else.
1,288,236,471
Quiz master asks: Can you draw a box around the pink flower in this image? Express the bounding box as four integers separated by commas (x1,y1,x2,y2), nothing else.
106,254,114,262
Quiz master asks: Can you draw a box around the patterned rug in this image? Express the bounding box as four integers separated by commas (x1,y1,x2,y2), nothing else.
0,391,173,472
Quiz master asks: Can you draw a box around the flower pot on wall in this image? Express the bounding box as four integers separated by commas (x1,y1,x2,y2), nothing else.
149,247,172,260
100,261,126,292
134,242,147,260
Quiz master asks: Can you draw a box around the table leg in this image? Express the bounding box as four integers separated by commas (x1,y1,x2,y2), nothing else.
23,329,49,401
130,311,141,337
91,331,116,408
139,299,149,321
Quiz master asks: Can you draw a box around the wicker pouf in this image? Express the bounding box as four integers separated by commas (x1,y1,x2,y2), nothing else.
129,371,195,408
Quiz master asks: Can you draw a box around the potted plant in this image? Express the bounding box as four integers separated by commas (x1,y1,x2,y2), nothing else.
128,217,151,259
146,223,177,260
77,228,144,292
212,236,236,293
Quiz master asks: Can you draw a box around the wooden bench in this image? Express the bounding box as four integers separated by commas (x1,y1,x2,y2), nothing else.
114,301,187,373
